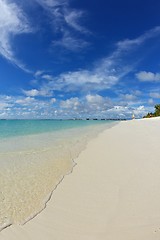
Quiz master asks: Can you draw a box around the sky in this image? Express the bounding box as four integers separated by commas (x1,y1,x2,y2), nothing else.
0,0,160,119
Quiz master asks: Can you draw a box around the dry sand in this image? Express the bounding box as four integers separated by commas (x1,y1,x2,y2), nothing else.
1,117,160,240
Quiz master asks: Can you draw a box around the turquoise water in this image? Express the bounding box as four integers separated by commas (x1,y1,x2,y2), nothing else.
0,119,112,139
0,120,116,231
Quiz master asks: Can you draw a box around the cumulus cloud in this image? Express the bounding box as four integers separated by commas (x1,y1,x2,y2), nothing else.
0,0,32,70
120,94,137,101
0,93,151,119
16,97,35,105
60,97,80,109
23,89,40,97
44,68,118,93
136,71,160,82
86,94,113,112
0,95,14,111
106,105,148,119
32,56,123,94
0,102,12,110
59,94,113,118
86,94,104,104
59,96,148,119
23,88,52,97
28,59,121,97
0,94,57,119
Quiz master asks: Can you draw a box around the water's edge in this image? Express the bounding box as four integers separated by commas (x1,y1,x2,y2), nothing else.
21,122,118,227
0,121,118,232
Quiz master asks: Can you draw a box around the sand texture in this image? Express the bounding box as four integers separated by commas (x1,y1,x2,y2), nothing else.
1,117,160,240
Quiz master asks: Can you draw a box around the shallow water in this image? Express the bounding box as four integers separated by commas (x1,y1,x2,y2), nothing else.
0,120,116,231
0,119,110,139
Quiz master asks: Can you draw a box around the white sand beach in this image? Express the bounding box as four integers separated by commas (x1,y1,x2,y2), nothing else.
1,117,160,240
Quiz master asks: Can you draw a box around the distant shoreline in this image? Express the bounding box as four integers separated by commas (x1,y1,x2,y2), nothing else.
0,118,127,121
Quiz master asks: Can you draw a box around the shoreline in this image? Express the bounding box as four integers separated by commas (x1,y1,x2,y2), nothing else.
1,118,160,239
0,121,115,232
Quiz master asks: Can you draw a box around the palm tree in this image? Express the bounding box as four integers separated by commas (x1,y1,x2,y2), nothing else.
143,104,160,118
154,104,160,116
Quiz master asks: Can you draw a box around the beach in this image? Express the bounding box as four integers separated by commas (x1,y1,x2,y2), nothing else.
1,117,160,240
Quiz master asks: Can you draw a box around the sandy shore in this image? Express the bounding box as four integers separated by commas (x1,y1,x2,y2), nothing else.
1,117,160,240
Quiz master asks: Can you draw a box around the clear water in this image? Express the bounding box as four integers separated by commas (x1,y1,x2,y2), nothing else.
0,120,116,231
0,119,110,139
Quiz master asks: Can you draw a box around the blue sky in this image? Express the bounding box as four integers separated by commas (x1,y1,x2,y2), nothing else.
1,0,160,119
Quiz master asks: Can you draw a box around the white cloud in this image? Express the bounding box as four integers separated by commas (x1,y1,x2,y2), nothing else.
35,0,67,8
148,98,155,105
23,88,52,97
58,96,149,119
136,71,160,82
38,61,120,94
133,105,146,116
16,97,35,105
0,94,57,118
36,0,87,33
116,26,160,52
149,92,160,98
50,98,56,103
121,94,137,101
0,102,11,110
34,70,44,77
0,0,32,70
35,0,89,51
52,30,89,52
59,94,113,118
86,94,113,112
23,89,40,97
106,105,148,119
133,90,142,96
29,60,121,96
60,97,80,109
0,94,152,119
62,70,118,85
64,9,89,34
86,94,104,104
41,74,54,81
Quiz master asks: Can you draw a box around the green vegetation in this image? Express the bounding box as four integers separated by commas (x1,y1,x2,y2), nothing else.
143,104,160,118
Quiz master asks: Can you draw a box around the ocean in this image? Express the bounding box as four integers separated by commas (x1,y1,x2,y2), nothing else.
0,119,116,231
